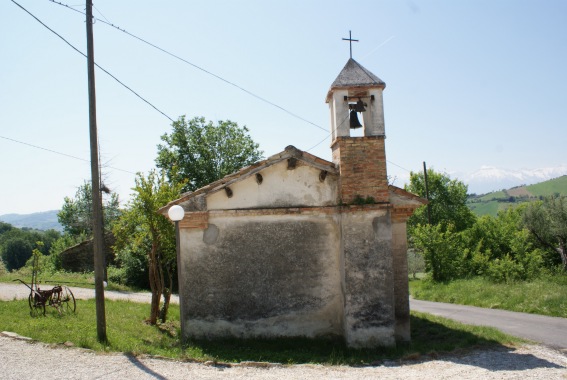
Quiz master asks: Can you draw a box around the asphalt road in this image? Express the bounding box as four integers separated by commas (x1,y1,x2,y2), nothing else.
410,298,567,352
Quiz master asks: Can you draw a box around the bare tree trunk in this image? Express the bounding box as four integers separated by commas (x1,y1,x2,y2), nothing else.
148,241,163,325
557,242,567,271
158,262,171,323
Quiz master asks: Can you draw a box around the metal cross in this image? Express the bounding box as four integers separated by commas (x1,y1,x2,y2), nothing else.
342,30,359,59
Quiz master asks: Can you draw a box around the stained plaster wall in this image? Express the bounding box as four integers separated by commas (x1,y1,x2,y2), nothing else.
207,160,338,210
178,213,344,339
341,208,396,347
174,158,410,346
392,221,410,342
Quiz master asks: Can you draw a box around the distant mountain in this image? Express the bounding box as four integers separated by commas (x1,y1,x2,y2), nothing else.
0,210,62,231
464,165,567,194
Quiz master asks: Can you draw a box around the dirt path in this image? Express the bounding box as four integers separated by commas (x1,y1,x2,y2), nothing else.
0,282,179,304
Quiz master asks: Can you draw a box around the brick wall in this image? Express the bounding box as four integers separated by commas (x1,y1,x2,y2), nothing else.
332,136,389,204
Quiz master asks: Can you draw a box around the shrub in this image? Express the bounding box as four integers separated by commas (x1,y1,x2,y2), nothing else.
107,265,126,285
486,256,523,283
117,248,150,289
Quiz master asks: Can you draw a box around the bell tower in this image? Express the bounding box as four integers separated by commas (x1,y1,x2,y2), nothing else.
326,58,389,204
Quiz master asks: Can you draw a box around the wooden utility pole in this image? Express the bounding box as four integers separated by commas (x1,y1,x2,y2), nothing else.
423,161,432,225
86,0,107,343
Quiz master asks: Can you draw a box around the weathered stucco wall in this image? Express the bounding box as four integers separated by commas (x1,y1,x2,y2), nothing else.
392,221,410,342
178,213,343,340
341,208,396,347
207,160,338,210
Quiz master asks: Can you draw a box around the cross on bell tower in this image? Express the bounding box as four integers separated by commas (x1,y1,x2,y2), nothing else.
342,30,359,59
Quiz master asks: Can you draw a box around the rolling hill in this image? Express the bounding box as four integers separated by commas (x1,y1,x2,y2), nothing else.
467,175,567,217
0,210,62,231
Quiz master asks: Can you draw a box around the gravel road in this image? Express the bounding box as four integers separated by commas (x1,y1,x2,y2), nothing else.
2,283,567,379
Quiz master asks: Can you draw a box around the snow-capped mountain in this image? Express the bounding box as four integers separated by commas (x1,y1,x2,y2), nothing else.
464,165,567,194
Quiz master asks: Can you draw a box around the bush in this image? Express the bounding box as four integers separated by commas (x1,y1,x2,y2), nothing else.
107,265,126,285
117,248,150,289
486,256,523,283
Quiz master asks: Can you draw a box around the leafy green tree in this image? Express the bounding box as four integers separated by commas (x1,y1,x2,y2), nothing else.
522,195,567,270
156,116,263,192
0,222,13,235
411,223,465,282
58,181,121,238
405,168,476,232
461,207,543,282
1,237,33,271
113,170,184,324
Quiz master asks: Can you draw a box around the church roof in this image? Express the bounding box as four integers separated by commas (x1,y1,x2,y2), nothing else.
330,58,385,89
159,145,338,213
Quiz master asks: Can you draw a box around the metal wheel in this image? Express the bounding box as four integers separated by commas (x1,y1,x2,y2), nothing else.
59,286,76,314
28,293,45,317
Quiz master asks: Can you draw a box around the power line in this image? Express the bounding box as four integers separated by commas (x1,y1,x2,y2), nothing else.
11,0,174,122
304,114,412,173
48,0,327,132
0,135,137,175
44,0,411,173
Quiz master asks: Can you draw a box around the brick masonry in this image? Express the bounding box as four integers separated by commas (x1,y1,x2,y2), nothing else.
332,136,389,204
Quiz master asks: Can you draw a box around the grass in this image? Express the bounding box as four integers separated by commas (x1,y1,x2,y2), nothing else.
527,175,567,197
0,298,524,365
410,275,567,318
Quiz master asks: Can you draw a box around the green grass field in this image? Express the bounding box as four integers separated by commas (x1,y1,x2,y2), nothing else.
0,298,524,365
410,275,567,318
466,176,567,217
527,175,567,197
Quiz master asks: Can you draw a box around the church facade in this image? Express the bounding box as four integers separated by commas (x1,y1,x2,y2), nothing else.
160,58,425,348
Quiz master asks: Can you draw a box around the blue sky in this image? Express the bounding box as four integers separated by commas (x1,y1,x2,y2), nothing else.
1,0,566,214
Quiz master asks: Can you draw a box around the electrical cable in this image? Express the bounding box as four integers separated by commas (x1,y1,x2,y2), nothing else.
0,135,137,175
48,0,326,132
11,0,174,122
45,0,412,173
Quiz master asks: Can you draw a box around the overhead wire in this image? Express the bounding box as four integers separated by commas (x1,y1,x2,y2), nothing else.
0,135,137,175
42,0,412,174
11,0,174,122
47,0,327,133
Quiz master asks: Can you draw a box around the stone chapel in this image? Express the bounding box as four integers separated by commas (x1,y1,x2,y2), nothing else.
160,58,426,348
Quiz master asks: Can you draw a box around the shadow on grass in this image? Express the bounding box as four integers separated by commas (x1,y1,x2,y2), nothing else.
187,314,564,372
185,314,518,366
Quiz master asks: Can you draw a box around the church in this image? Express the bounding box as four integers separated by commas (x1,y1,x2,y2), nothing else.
160,57,425,348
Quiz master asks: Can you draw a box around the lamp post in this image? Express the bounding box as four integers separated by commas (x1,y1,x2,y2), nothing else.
168,205,185,343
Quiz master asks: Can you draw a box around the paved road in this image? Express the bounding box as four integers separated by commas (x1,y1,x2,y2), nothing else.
410,298,567,351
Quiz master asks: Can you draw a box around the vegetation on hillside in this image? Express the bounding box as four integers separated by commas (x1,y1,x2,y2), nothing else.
407,169,566,283
0,222,60,272
467,175,567,217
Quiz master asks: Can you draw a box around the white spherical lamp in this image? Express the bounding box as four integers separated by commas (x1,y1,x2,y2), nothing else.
168,205,185,222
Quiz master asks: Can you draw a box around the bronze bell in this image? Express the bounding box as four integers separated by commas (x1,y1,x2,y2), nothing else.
349,109,363,129
354,99,366,112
